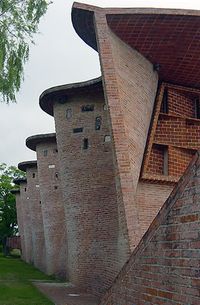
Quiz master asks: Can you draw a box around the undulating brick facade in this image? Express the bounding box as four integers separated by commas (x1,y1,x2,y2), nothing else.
12,4,200,303
40,80,127,295
26,134,67,279
100,153,200,305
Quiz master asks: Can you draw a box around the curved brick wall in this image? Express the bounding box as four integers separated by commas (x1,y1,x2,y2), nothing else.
33,137,67,279
25,166,46,272
53,89,122,295
13,189,26,260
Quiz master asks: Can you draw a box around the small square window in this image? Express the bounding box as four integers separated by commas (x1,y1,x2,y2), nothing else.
104,135,111,142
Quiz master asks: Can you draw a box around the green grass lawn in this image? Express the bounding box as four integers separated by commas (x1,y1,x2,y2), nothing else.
0,252,54,305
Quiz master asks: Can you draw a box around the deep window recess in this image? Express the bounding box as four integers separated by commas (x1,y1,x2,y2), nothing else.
32,173,35,178
83,138,89,149
95,116,102,130
55,172,58,179
73,127,83,133
44,150,48,157
103,104,107,110
161,88,168,114
81,105,94,112
163,146,168,176
53,148,58,153
24,187,26,192
66,108,72,119
39,201,42,205
194,98,200,119
54,186,58,190
104,135,111,142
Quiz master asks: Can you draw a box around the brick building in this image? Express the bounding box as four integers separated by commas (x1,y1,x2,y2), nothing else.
26,133,67,279
13,3,200,303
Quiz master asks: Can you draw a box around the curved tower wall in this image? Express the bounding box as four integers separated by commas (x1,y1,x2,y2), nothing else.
25,166,46,272
36,141,67,279
15,191,26,260
53,90,123,295
18,180,32,263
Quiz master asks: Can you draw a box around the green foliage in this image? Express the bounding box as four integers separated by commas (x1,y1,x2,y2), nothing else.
0,0,51,103
0,163,25,243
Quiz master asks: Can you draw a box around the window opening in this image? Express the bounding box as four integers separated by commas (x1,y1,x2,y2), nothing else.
81,105,94,112
95,116,102,130
44,150,48,157
104,135,111,142
24,187,26,192
53,148,58,153
163,146,168,176
55,172,58,179
73,127,83,133
83,138,89,150
161,88,168,114
66,108,72,119
54,186,58,190
103,104,107,111
32,173,35,178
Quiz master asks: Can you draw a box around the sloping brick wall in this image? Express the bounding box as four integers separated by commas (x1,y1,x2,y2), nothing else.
100,152,200,305
94,12,158,251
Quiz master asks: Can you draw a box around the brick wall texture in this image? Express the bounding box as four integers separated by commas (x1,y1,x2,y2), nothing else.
26,166,46,272
100,153,200,305
94,12,158,252
36,141,67,279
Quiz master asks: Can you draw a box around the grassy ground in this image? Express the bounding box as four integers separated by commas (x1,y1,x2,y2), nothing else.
0,251,54,305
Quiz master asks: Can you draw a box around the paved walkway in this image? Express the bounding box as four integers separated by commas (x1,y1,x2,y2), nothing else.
33,281,100,305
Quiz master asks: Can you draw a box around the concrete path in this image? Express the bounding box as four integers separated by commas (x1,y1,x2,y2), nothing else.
33,281,100,305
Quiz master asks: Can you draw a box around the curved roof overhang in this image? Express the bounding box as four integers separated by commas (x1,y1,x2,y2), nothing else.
72,2,200,89
39,77,103,116
26,133,56,152
13,178,27,185
10,189,20,194
18,161,37,172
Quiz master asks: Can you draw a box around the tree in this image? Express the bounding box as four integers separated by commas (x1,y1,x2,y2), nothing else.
0,0,51,103
0,163,25,255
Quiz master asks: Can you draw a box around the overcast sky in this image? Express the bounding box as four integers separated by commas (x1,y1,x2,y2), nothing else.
1,0,200,166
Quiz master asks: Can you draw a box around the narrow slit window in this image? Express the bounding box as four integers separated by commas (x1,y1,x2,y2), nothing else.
163,147,168,176
161,88,168,114
66,108,72,119
44,150,48,157
32,173,35,178
95,116,102,130
53,148,58,153
83,138,89,150
24,187,26,192
55,172,58,179
194,98,200,119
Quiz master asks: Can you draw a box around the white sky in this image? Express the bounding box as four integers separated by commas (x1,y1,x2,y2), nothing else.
1,0,200,166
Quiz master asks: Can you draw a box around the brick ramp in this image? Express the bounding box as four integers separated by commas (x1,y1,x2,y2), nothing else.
100,151,200,304
33,282,100,305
